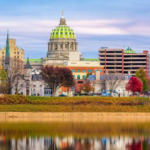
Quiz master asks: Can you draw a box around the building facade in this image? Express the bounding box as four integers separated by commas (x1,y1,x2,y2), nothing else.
0,31,25,66
64,60,104,80
99,47,149,76
88,72,131,97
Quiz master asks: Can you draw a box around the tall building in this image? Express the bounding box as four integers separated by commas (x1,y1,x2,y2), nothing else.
0,31,25,66
99,47,149,76
43,11,81,65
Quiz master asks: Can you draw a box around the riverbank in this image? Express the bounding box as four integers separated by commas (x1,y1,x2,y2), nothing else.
0,112,150,122
0,95,150,112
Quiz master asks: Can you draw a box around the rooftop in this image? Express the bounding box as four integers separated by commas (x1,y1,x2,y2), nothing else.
25,59,42,63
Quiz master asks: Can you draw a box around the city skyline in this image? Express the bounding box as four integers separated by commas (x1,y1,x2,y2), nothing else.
0,0,150,58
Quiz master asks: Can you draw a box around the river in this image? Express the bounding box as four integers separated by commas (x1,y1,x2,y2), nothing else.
0,120,149,149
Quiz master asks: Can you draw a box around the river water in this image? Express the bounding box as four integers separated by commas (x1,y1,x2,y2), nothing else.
0,121,149,150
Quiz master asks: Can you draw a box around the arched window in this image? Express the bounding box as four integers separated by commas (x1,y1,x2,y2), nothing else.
82,75,86,79
72,69,75,72
77,69,80,72
77,75,80,79
82,69,85,73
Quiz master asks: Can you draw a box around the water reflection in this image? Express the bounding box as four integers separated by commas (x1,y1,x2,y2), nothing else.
0,121,150,150
0,136,149,150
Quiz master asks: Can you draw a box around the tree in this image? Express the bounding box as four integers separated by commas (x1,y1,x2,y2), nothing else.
0,58,26,94
82,80,94,94
41,66,75,97
125,77,143,96
101,74,125,97
135,68,146,79
0,68,8,93
135,68,148,92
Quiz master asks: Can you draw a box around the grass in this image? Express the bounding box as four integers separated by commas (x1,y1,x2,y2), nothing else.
0,95,150,112
0,104,149,112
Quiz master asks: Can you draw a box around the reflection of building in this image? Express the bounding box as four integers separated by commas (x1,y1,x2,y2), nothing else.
99,47,149,76
0,31,25,66
0,136,150,150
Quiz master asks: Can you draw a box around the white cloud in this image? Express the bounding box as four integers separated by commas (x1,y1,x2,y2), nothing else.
0,18,149,37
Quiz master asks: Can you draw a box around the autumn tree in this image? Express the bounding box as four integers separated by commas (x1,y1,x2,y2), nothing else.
41,66,75,97
135,68,148,92
0,58,26,94
101,74,125,97
82,80,94,94
125,77,143,96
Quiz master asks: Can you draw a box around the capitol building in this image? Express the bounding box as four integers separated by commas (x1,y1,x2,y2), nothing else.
0,12,103,96
43,12,81,65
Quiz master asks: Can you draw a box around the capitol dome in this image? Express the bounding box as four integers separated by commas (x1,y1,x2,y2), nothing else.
50,12,76,39
47,12,78,60
50,26,76,39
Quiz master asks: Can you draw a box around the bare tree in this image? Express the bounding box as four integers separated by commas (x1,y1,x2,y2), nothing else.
0,58,26,94
101,73,125,96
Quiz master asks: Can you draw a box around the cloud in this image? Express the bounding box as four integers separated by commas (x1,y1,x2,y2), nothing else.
0,18,150,58
0,18,150,37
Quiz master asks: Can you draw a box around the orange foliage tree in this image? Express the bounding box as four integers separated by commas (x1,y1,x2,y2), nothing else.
82,81,94,95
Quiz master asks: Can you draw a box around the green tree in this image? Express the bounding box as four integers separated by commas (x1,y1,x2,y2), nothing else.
0,68,8,93
135,68,148,92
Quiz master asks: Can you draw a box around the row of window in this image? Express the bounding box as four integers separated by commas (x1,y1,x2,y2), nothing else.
2,52,24,54
73,75,86,79
72,69,102,73
53,29,73,31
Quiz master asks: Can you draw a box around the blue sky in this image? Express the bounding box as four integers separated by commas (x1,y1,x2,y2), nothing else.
0,0,150,58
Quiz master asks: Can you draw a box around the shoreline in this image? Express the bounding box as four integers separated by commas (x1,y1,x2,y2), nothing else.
0,112,150,122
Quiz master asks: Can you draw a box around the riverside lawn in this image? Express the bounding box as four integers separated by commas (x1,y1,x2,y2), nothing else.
0,95,150,112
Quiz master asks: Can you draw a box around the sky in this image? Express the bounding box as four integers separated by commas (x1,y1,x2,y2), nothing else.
0,0,150,58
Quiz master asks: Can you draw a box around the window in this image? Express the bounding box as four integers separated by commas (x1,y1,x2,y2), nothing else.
77,69,80,72
77,75,80,79
82,69,85,73
61,32,63,34
82,75,86,79
99,69,102,73
65,32,67,34
73,75,75,78
72,69,75,72
88,69,92,73
95,69,97,72
17,56,19,58
17,52,19,54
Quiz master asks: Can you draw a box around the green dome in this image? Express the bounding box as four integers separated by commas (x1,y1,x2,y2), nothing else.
124,47,136,54
50,25,76,39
